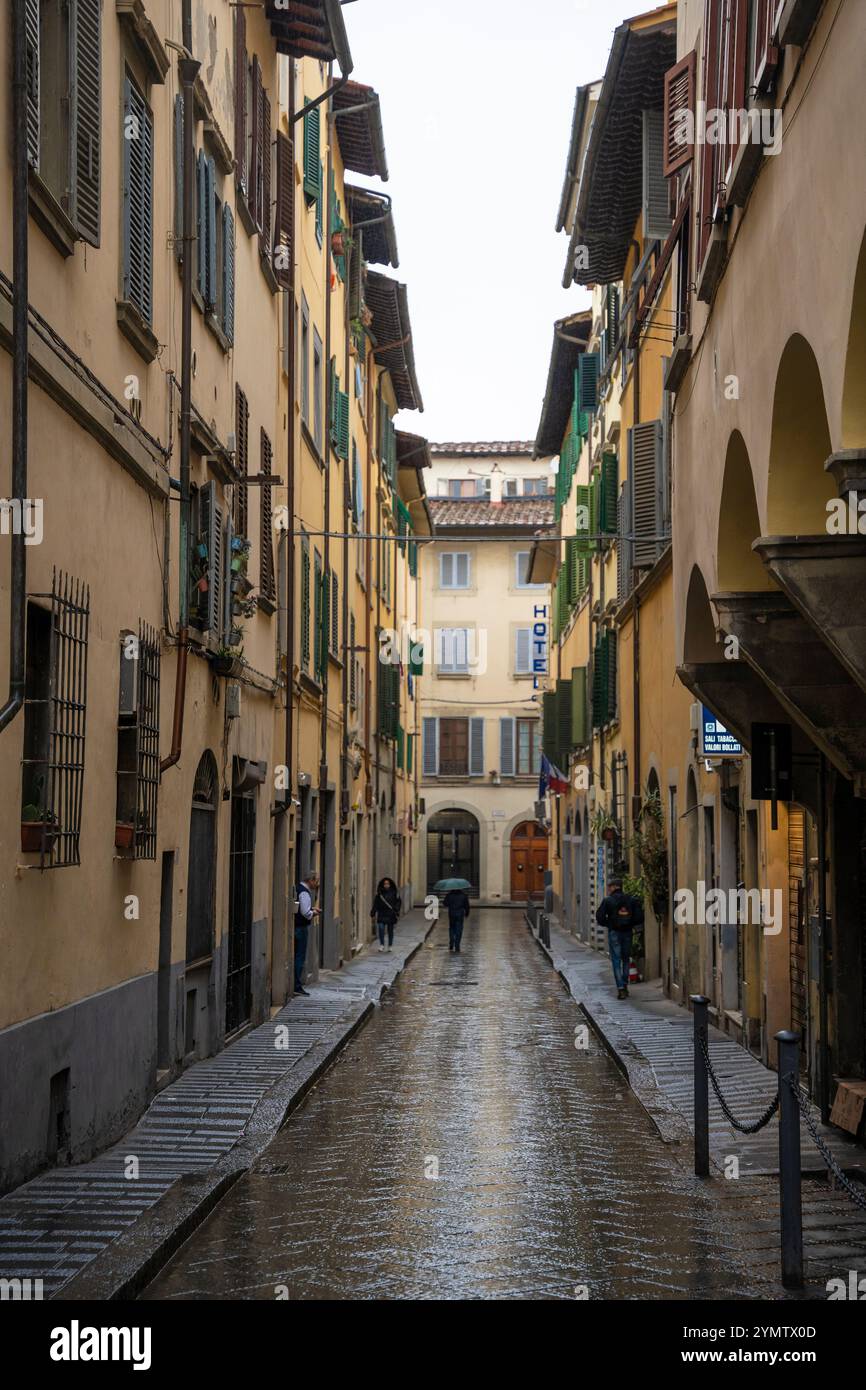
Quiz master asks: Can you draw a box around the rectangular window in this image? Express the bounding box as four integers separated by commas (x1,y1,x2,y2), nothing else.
301,295,310,426
115,623,160,860
504,478,519,497
515,551,545,588
313,329,323,454
438,718,469,776
121,71,154,324
439,552,470,589
21,573,90,869
436,627,469,674
523,477,549,496
516,718,542,775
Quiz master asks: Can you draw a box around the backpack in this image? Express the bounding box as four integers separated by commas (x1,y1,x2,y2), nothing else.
614,897,634,929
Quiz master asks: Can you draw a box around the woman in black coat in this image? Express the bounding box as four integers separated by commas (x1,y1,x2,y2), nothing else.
371,877,401,952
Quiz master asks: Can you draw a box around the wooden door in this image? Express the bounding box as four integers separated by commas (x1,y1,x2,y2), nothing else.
510,821,549,901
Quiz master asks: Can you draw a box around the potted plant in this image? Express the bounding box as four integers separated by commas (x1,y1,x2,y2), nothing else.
590,807,618,843
21,802,59,854
227,625,244,648
115,820,135,851
212,646,244,678
331,229,345,258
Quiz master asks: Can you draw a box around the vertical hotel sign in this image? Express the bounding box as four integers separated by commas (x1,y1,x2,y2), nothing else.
532,605,548,687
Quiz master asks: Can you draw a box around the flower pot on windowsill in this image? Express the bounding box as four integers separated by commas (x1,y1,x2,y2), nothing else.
21,813,59,854
331,230,345,258
115,821,135,851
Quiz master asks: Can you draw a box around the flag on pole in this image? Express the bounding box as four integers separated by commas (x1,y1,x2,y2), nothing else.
539,753,569,799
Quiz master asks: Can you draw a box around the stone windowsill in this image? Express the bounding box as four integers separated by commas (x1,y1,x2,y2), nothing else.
28,170,76,258
116,298,159,363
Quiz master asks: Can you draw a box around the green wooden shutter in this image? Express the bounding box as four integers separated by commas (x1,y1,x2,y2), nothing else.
301,540,310,669
337,390,350,461
542,691,558,766
196,149,207,300
314,551,323,678
406,732,413,774
571,666,588,747
607,285,620,347
565,537,578,606
630,420,664,567
73,0,102,246
206,155,217,309
303,102,320,199
315,161,324,242
574,483,591,555
223,203,235,343
556,679,573,765
578,352,599,412
328,358,338,445
589,472,599,552
602,452,618,534
607,630,618,720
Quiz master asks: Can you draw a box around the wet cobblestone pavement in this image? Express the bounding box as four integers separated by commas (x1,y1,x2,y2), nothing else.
143,910,782,1301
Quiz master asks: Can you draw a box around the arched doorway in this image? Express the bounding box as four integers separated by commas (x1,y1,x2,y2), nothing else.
426,809,480,897
510,820,549,901
184,752,218,1060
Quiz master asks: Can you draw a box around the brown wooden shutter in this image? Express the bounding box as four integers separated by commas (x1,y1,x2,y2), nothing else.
721,0,749,187
697,0,723,267
250,55,261,226
234,4,247,196
274,131,294,287
662,51,695,178
235,385,249,539
754,0,781,93
73,0,102,246
260,429,275,602
261,89,271,255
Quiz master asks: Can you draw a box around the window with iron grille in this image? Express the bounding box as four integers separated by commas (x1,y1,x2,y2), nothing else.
20,571,90,869
259,428,275,603
115,623,160,860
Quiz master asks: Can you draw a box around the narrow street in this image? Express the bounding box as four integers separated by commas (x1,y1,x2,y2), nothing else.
143,911,771,1301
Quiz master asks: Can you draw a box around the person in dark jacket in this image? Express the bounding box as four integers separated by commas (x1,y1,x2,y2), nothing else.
595,877,644,999
371,877,401,952
444,887,470,953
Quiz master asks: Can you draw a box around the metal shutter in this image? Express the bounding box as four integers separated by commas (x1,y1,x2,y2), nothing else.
469,717,485,777
643,109,672,242
500,718,515,776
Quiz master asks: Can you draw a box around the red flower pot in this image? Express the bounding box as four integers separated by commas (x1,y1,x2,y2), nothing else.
115,822,135,851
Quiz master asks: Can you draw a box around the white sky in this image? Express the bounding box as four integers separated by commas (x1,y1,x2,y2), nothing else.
343,0,622,444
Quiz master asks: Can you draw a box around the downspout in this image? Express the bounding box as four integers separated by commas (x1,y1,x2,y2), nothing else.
374,374,383,882
318,68,335,958
363,341,373,791
630,237,642,829
160,24,199,772
285,60,298,815
339,160,352,898
0,4,29,736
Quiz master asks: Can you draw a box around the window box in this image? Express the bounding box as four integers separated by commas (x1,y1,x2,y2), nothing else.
664,334,693,394
21,814,59,856
114,821,135,852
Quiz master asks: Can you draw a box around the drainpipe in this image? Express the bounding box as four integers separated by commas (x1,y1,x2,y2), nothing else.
0,5,29,736
340,163,353,905
816,753,830,1123
160,20,199,772
630,238,642,829
318,70,335,952
285,61,298,815
364,338,374,796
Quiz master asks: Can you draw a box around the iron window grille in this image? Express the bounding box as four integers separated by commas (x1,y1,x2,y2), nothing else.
115,622,161,861
21,570,90,870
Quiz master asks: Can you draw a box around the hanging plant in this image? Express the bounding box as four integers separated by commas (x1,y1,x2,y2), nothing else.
624,787,669,920
331,230,345,258
590,807,618,841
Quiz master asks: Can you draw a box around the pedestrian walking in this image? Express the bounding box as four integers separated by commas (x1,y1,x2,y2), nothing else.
595,876,643,999
371,877,401,952
294,873,320,996
444,886,470,953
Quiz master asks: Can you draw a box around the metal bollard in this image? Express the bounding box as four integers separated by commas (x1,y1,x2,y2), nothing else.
691,995,710,1177
776,1029,804,1289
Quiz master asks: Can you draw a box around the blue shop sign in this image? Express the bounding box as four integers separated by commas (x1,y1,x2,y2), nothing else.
701,706,743,758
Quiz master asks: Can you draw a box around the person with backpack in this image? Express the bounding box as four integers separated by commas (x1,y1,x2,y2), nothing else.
370,877,401,952
595,876,644,999
294,873,319,996
443,886,470,953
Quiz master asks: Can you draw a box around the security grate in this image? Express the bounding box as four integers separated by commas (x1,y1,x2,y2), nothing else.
22,570,90,870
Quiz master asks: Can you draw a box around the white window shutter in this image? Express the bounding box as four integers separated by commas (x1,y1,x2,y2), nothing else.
500,718,515,776
422,717,438,775
515,626,531,674
455,552,469,587
456,628,469,671
642,109,672,242
469,717,485,776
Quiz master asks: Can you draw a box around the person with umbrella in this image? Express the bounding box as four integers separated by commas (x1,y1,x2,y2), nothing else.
370,876,401,952
435,877,471,953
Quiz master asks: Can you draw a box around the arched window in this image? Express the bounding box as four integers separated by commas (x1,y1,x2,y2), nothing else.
186,751,218,964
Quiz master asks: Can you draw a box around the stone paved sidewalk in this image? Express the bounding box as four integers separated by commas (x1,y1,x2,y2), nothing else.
532,915,866,1290
0,910,432,1299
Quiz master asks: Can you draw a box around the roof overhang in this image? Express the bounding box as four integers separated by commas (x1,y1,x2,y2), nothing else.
564,13,676,287
333,81,388,180
533,311,592,457
556,82,601,233
526,535,560,585
265,0,353,73
396,431,433,535
345,185,399,268
366,273,423,413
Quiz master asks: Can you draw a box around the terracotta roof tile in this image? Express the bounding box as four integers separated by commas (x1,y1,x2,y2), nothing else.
429,441,536,457
428,497,555,529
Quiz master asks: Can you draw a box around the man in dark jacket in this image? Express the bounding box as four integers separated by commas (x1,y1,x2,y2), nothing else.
595,877,644,999
443,887,470,953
